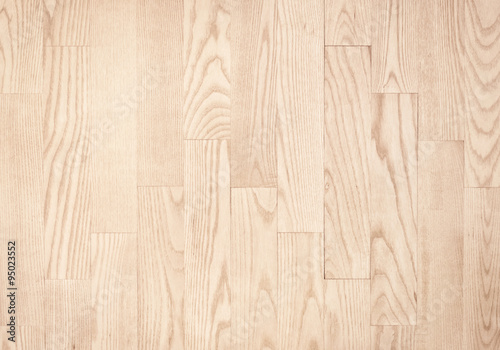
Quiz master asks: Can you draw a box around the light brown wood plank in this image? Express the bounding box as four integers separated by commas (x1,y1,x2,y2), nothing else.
231,0,277,187
91,233,137,349
325,0,371,45
324,280,370,349
45,280,91,349
138,187,184,349
370,94,417,325
276,0,324,232
416,141,463,349
184,140,231,348
464,188,500,349
278,233,323,349
324,46,371,279
90,0,136,48
371,0,417,93
183,0,230,139
462,0,500,187
43,46,91,279
43,0,89,46
18,327,44,350
418,0,466,140
137,0,183,186
372,326,415,350
231,188,277,349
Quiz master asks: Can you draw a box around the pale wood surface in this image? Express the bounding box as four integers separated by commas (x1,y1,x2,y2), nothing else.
325,0,371,45
371,326,415,350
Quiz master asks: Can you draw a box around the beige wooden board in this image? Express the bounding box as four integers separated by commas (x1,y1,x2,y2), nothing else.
276,0,324,232
43,46,91,279
91,233,138,349
231,0,278,187
371,0,417,93
324,280,370,349
184,140,231,348
370,94,417,325
44,280,91,349
371,326,415,350
324,46,370,279
138,187,184,349
137,0,183,186
231,188,277,349
325,0,371,45
183,0,230,139
0,0,42,93
278,233,323,349
43,0,89,46
464,188,500,348
416,141,464,349
463,0,500,187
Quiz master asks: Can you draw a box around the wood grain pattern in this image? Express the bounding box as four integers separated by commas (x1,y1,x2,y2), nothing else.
325,0,371,45
462,0,500,187
464,188,500,349
231,188,277,349
324,46,371,279
416,141,463,349
43,0,89,46
138,187,184,349
371,0,417,93
276,0,323,232
18,327,45,350
418,0,466,140
278,233,323,349
370,94,417,325
0,0,42,93
184,140,231,348
45,280,91,349
137,0,184,186
231,0,277,187
183,0,231,139
43,46,90,279
371,326,415,350
324,280,370,349
91,233,137,349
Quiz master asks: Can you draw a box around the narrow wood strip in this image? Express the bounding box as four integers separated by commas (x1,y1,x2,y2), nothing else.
371,326,415,349
325,0,371,45
43,0,90,46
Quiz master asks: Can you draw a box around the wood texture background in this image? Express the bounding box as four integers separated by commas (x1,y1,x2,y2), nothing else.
0,0,499,348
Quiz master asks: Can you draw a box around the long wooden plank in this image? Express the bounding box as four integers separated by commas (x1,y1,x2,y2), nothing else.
372,326,415,349
325,0,371,45
464,188,500,349
276,0,323,232
418,0,465,140
138,187,184,349
43,46,91,279
231,0,278,187
45,281,91,349
324,46,370,279
184,140,231,348
324,280,370,349
371,0,417,93
231,188,277,348
370,94,417,325
91,233,138,349
43,0,90,46
416,141,463,349
0,0,42,93
183,0,230,139
462,0,500,186
278,233,323,349
137,0,183,186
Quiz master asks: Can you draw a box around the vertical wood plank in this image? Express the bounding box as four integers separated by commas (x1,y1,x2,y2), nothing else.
325,0,371,45
372,326,415,350
324,46,370,279
43,0,90,46
183,0,231,139
138,187,184,349
231,188,277,349
370,94,417,325
231,0,278,187
184,140,231,348
464,188,500,349
91,233,138,349
277,0,324,232
416,141,463,349
43,46,91,279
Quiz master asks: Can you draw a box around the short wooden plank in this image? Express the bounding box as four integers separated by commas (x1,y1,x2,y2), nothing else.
325,0,371,45
372,326,415,350
43,0,90,46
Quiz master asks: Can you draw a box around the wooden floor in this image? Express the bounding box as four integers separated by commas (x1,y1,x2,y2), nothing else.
0,0,499,349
